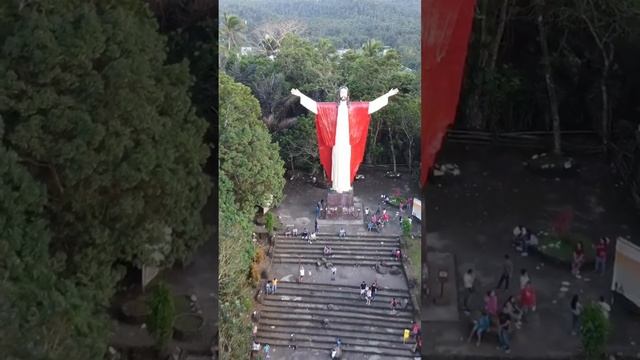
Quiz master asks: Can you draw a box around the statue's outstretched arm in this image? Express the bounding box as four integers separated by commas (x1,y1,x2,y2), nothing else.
368,88,399,114
291,88,318,114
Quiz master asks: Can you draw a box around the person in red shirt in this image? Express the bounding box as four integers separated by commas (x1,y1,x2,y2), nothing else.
520,280,537,321
594,237,609,276
411,321,421,340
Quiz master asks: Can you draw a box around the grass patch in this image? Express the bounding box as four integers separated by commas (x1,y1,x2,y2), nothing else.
405,235,421,292
538,233,595,262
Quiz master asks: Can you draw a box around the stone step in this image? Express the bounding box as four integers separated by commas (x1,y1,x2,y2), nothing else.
275,239,399,246
274,281,410,298
258,306,414,326
273,249,395,261
256,326,409,347
273,253,398,262
276,236,400,243
254,334,417,358
275,281,408,294
273,258,402,267
261,292,414,311
277,232,398,238
276,242,398,248
259,318,411,336
260,299,413,319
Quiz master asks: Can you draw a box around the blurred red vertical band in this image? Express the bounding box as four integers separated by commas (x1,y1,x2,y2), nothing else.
420,0,476,187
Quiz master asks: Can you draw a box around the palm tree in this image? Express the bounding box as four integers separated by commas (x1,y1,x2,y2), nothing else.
220,13,246,51
362,39,383,57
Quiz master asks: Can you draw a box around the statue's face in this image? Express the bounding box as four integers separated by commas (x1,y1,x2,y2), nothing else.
339,88,348,100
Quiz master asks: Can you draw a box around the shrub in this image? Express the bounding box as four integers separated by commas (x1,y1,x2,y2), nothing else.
401,218,412,237
580,303,610,360
538,233,595,262
148,282,175,349
265,212,275,235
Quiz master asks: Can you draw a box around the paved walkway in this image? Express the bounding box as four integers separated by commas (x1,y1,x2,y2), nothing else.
424,143,640,359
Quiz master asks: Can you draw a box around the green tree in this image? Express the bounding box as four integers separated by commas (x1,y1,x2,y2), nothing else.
339,47,418,164
276,34,339,100
0,124,105,359
218,172,254,359
219,72,285,214
221,13,246,51
275,114,320,174
0,0,210,351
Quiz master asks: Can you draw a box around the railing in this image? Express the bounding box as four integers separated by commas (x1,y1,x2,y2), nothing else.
445,129,604,154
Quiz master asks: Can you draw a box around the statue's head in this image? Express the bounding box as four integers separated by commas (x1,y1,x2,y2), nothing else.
339,87,349,101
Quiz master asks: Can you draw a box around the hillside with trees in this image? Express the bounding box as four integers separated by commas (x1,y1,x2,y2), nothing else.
219,0,421,69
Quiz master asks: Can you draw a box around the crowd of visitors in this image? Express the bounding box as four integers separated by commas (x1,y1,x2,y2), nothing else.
462,228,615,354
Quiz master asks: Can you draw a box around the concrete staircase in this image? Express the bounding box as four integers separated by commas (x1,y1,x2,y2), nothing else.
273,233,402,267
256,281,417,359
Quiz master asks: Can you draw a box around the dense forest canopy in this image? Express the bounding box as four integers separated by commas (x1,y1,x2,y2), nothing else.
219,0,421,69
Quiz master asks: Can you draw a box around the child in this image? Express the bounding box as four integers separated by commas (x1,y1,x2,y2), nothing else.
520,281,537,321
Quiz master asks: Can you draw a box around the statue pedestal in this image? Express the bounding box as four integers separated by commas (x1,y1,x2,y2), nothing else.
318,190,365,235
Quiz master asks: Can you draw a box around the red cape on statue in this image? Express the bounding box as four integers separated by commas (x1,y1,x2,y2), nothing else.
421,0,476,187
315,102,371,184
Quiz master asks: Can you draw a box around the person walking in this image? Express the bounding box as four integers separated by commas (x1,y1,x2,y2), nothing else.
570,294,582,335
411,321,421,341
366,287,372,305
331,265,337,281
298,263,305,283
497,312,512,353
519,269,530,290
571,242,585,278
360,281,367,299
463,269,475,312
266,280,273,295
370,281,378,300
413,334,423,354
316,201,321,218
403,328,411,344
390,297,400,312
314,219,319,234
497,254,513,290
594,237,608,276
272,278,278,294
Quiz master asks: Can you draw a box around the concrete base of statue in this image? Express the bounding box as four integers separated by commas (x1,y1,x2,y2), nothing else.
317,190,365,234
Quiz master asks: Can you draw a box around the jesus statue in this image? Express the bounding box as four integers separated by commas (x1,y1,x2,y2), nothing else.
291,86,399,193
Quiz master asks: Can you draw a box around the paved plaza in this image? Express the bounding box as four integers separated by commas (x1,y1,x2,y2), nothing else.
423,143,640,359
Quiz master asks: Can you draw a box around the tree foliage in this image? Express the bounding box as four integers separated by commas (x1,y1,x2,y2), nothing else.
0,121,107,359
219,0,420,69
0,0,210,355
218,171,255,359
219,72,285,213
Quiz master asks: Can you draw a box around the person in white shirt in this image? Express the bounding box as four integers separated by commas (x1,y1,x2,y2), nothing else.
520,269,530,290
463,269,475,311
598,296,611,320
299,264,305,283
